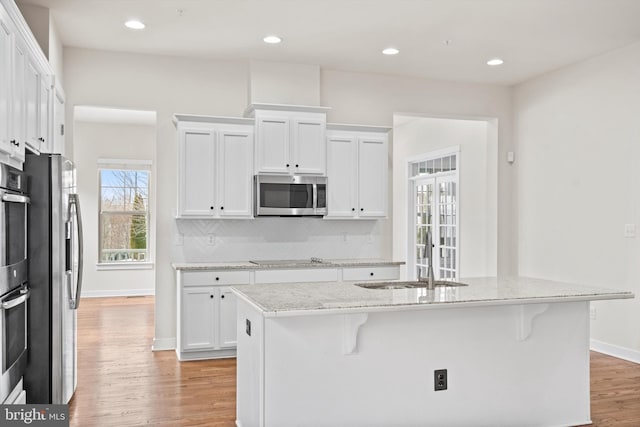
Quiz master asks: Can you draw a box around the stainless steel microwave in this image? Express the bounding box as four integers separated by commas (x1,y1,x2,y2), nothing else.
254,175,327,217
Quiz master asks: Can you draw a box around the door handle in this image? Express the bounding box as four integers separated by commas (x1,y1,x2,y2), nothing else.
1,194,30,204
1,289,30,310
68,193,84,309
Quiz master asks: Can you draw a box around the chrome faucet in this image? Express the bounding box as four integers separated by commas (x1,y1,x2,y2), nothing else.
417,227,435,289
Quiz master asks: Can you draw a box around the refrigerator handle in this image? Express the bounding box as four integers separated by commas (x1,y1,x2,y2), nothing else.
69,193,84,309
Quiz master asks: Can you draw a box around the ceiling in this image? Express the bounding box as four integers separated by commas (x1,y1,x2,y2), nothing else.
17,0,640,86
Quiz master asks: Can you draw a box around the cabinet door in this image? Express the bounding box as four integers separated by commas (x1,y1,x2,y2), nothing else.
219,287,237,348
218,128,253,218
292,118,325,174
24,56,40,152
11,39,25,162
326,135,357,218
0,15,12,155
181,287,217,351
178,128,216,217
256,116,290,174
358,136,388,217
52,89,65,155
38,75,50,152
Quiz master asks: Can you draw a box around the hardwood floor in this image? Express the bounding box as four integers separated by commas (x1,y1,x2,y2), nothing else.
70,296,640,426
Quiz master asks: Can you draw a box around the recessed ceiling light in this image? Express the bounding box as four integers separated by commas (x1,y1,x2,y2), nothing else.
487,58,504,66
124,20,145,30
382,47,399,55
263,35,282,44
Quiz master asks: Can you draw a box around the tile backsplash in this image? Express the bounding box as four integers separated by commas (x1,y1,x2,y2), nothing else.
173,218,390,262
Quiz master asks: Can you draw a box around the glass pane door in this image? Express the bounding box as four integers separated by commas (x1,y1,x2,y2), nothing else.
412,174,458,280
415,178,434,280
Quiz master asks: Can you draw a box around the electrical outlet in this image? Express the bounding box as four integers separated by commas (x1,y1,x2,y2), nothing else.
342,232,348,242
590,307,597,320
207,234,216,246
624,224,637,238
174,233,184,246
434,369,447,391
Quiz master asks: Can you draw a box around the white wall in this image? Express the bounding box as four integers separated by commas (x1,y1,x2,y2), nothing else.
393,117,496,280
320,70,512,277
514,41,640,356
249,61,320,106
74,120,156,296
63,47,513,348
15,2,63,81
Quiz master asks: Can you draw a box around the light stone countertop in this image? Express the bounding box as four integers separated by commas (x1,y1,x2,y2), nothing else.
171,259,404,271
231,276,634,317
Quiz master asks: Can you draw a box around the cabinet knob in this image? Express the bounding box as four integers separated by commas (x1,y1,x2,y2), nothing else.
286,164,290,168
360,208,364,212
295,164,299,168
221,295,225,299
370,272,374,276
210,295,214,299
210,206,214,210
220,206,224,210
351,208,355,211
215,277,220,281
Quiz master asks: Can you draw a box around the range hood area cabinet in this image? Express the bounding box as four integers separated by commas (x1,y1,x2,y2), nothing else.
246,104,330,175
325,125,390,219
174,115,254,218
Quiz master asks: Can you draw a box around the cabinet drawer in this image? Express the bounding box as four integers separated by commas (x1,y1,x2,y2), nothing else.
342,266,399,282
255,268,339,284
182,270,251,286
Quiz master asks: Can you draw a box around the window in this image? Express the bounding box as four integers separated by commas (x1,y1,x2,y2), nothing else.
410,150,459,280
98,160,151,264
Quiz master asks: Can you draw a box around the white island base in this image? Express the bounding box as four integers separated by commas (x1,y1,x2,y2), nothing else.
236,299,592,427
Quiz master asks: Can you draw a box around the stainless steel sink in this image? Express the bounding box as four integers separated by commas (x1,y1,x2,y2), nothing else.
355,281,468,290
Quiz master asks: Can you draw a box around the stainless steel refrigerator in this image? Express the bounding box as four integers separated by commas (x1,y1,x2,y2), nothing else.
23,153,83,404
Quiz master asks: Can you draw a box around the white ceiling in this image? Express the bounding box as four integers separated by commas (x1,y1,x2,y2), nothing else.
18,0,640,86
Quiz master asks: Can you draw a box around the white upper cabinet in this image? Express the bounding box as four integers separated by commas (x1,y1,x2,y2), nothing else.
255,115,290,174
24,55,40,152
175,115,254,219
9,37,26,164
248,104,329,176
0,0,63,167
291,118,325,174
325,125,390,219
217,128,254,217
357,135,388,217
326,134,357,218
0,13,12,156
179,127,217,216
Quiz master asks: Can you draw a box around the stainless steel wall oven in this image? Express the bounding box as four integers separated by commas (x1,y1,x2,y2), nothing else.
0,164,29,403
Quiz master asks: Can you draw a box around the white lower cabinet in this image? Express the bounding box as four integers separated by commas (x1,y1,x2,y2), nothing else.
175,264,400,361
342,266,400,282
177,270,250,360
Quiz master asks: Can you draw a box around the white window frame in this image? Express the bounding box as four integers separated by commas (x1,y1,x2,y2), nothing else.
407,147,460,281
97,158,153,270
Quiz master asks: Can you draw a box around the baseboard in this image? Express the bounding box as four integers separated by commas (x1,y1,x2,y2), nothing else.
590,339,640,364
81,289,155,298
152,337,176,351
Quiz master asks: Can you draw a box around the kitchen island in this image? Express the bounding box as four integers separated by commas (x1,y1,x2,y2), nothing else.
231,277,633,427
